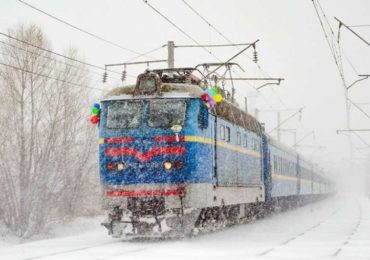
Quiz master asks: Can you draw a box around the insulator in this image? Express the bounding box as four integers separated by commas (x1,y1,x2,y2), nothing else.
121,70,127,82
253,50,258,63
102,71,108,83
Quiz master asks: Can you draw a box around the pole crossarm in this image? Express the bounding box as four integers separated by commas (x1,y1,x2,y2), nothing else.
218,77,284,90
335,17,370,46
105,59,167,68
218,77,284,81
337,129,370,133
203,39,259,79
347,75,370,90
174,43,255,48
268,107,304,134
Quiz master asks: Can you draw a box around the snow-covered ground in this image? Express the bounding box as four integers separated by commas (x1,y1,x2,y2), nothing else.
1,193,369,260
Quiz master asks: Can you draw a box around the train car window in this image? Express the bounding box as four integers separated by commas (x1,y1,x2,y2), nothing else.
225,126,231,142
243,134,247,147
220,125,225,140
253,139,258,151
279,157,282,173
106,100,143,129
148,100,186,128
237,132,241,145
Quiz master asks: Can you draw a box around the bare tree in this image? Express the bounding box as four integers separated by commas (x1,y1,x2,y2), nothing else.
0,24,100,238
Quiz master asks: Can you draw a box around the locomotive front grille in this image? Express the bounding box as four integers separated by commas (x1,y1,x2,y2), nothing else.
127,196,165,216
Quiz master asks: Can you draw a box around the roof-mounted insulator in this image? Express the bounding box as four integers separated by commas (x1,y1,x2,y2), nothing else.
253,49,258,63
121,70,127,82
102,71,108,83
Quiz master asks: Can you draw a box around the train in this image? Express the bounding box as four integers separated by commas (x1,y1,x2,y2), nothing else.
95,66,334,238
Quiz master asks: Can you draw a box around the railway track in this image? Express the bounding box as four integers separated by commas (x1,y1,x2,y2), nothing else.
258,198,364,258
258,207,341,257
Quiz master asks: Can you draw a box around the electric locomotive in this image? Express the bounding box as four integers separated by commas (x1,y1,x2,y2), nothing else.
96,67,332,238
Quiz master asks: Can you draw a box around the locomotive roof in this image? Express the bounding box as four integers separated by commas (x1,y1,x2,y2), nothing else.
104,83,204,100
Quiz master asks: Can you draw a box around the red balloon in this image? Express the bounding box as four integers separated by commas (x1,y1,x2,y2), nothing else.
201,93,209,101
90,115,100,124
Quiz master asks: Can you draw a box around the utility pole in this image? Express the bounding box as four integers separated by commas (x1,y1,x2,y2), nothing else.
167,41,175,69
277,111,281,142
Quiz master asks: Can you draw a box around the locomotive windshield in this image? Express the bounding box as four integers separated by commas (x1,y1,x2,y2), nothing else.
148,100,186,128
106,100,143,129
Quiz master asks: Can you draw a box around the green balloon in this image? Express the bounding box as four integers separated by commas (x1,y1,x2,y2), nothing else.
91,107,100,115
210,87,218,96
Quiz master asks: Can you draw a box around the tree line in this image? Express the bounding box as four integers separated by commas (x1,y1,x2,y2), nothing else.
0,24,101,238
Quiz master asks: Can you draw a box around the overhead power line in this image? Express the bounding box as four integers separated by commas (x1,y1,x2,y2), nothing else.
0,31,124,77
17,0,157,59
0,61,107,92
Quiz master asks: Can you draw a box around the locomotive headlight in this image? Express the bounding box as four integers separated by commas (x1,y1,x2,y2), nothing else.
163,161,172,170
117,162,125,171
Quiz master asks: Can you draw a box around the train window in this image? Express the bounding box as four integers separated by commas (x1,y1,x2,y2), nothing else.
148,100,186,128
198,102,209,129
237,132,241,145
106,100,143,129
220,125,225,140
225,126,231,142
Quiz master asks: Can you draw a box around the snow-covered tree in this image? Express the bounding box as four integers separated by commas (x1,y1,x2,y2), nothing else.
0,24,100,238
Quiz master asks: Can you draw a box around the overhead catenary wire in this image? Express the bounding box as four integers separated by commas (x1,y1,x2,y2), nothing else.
17,0,158,59
143,1,278,110
181,0,289,109
0,31,131,77
0,61,107,92
181,0,262,71
348,24,370,28
124,44,166,63
142,0,223,63
0,39,122,84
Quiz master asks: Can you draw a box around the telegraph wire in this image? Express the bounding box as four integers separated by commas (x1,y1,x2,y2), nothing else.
17,0,157,59
0,61,107,92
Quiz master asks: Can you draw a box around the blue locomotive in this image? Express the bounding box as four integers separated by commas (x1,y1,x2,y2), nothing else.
97,67,333,238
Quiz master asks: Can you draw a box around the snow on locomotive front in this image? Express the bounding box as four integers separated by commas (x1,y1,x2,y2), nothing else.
98,69,215,237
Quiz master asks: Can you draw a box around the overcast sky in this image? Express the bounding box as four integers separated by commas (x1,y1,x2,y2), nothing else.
1,0,370,192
